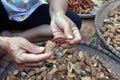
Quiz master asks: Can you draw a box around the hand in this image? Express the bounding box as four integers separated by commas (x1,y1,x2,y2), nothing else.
0,37,53,67
50,13,81,48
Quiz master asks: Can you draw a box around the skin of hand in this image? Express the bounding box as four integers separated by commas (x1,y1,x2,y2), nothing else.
47,0,81,48
0,37,53,67
50,13,81,48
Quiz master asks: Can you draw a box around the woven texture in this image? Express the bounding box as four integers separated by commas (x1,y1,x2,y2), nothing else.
95,0,120,58
0,41,120,79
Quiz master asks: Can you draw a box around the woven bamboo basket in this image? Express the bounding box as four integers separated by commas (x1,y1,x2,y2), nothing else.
95,0,120,58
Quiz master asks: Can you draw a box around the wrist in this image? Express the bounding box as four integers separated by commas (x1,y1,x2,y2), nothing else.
49,5,67,19
48,0,68,19
51,12,65,19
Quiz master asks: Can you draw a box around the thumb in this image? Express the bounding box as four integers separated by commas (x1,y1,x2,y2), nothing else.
22,41,45,54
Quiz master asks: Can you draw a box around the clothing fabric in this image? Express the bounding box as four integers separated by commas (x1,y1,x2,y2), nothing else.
1,0,47,22
0,3,82,31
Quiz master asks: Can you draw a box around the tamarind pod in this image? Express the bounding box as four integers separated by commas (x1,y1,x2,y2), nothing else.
85,0,95,7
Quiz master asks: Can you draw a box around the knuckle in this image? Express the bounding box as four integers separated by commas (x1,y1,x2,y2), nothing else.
16,57,26,64
21,39,28,44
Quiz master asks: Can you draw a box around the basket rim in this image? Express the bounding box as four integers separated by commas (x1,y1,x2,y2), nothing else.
95,0,120,58
78,13,95,18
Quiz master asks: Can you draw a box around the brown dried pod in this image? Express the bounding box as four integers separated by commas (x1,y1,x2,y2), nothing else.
6,39,119,80
109,10,116,17
100,26,107,33
51,38,66,45
81,76,91,80
45,40,56,53
13,70,19,76
98,58,109,72
58,64,67,71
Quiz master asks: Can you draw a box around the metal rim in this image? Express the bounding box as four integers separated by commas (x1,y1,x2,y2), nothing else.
78,13,95,18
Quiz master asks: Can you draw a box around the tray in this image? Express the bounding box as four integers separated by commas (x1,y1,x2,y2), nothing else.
95,0,120,58
0,41,120,80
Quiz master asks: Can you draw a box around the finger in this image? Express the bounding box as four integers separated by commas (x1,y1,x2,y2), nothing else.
22,41,45,54
51,20,65,38
20,62,44,68
69,27,81,44
52,31,65,38
61,43,72,49
19,52,53,63
63,22,73,40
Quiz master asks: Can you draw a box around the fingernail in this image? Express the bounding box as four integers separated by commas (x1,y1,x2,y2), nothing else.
38,47,45,51
67,35,73,39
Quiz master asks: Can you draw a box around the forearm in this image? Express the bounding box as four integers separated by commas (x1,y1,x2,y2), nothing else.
0,37,9,50
47,0,68,18
0,37,5,49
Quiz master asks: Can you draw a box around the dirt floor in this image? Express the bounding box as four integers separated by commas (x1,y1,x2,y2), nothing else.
80,19,95,41
0,18,96,68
